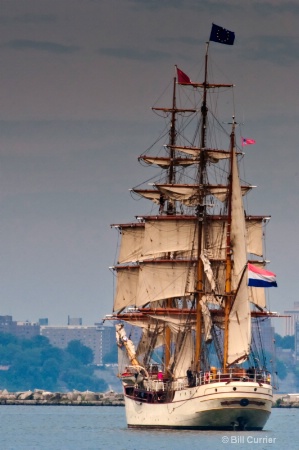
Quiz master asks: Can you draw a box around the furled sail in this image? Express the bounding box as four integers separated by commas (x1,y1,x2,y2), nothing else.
166,145,240,163
200,253,216,291
132,184,253,207
131,189,161,204
155,184,252,206
115,324,139,366
139,156,196,168
147,314,197,334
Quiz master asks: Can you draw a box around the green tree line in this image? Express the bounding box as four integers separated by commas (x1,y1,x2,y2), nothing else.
0,333,108,392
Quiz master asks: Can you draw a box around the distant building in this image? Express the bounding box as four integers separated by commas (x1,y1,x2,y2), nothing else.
40,324,115,365
0,315,40,339
38,318,49,326
295,321,299,363
0,315,13,331
0,314,116,365
276,347,294,366
284,302,299,335
95,325,115,364
67,316,83,326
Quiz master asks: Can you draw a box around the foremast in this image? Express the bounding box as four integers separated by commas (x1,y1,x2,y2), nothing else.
158,76,177,372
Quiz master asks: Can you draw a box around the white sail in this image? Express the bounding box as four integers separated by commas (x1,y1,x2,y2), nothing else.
142,219,197,260
210,260,227,294
228,145,251,365
118,225,144,263
249,286,266,309
117,216,264,265
114,261,196,310
246,219,263,257
137,261,196,305
136,326,165,358
113,266,139,311
173,331,194,378
148,314,197,334
205,221,227,260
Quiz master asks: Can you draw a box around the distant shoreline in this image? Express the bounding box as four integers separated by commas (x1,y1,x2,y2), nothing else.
273,393,299,408
0,389,124,406
0,400,125,406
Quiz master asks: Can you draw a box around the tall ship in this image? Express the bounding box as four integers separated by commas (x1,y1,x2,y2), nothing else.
107,25,278,430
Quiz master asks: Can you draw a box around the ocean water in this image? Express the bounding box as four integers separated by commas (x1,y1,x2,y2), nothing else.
0,406,297,450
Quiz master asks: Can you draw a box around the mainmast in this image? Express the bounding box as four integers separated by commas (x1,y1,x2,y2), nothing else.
200,43,209,149
194,43,209,372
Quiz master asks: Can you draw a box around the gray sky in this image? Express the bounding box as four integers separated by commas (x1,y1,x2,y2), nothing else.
0,1,298,335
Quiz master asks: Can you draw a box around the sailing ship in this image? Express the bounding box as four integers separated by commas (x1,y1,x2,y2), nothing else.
107,25,278,430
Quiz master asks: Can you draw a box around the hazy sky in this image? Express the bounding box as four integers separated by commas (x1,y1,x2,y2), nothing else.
0,1,298,335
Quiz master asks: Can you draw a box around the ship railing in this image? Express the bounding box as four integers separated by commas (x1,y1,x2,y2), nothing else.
145,378,189,391
171,379,189,390
143,379,171,392
196,369,272,385
143,370,272,391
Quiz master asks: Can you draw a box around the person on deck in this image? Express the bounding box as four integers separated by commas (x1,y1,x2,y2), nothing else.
159,194,165,214
157,370,163,381
187,367,193,386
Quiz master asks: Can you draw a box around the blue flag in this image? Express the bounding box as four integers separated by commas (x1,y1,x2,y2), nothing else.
209,23,235,45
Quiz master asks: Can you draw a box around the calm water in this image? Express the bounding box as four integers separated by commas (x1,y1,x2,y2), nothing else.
0,406,297,450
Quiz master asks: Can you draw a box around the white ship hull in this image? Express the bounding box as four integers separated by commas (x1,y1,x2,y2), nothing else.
124,381,273,430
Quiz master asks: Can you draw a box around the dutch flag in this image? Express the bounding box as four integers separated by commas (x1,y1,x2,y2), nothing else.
248,263,277,288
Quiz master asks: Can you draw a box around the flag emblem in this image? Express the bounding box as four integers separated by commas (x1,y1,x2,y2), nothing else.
176,67,192,85
242,138,256,146
209,24,235,45
248,263,277,288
